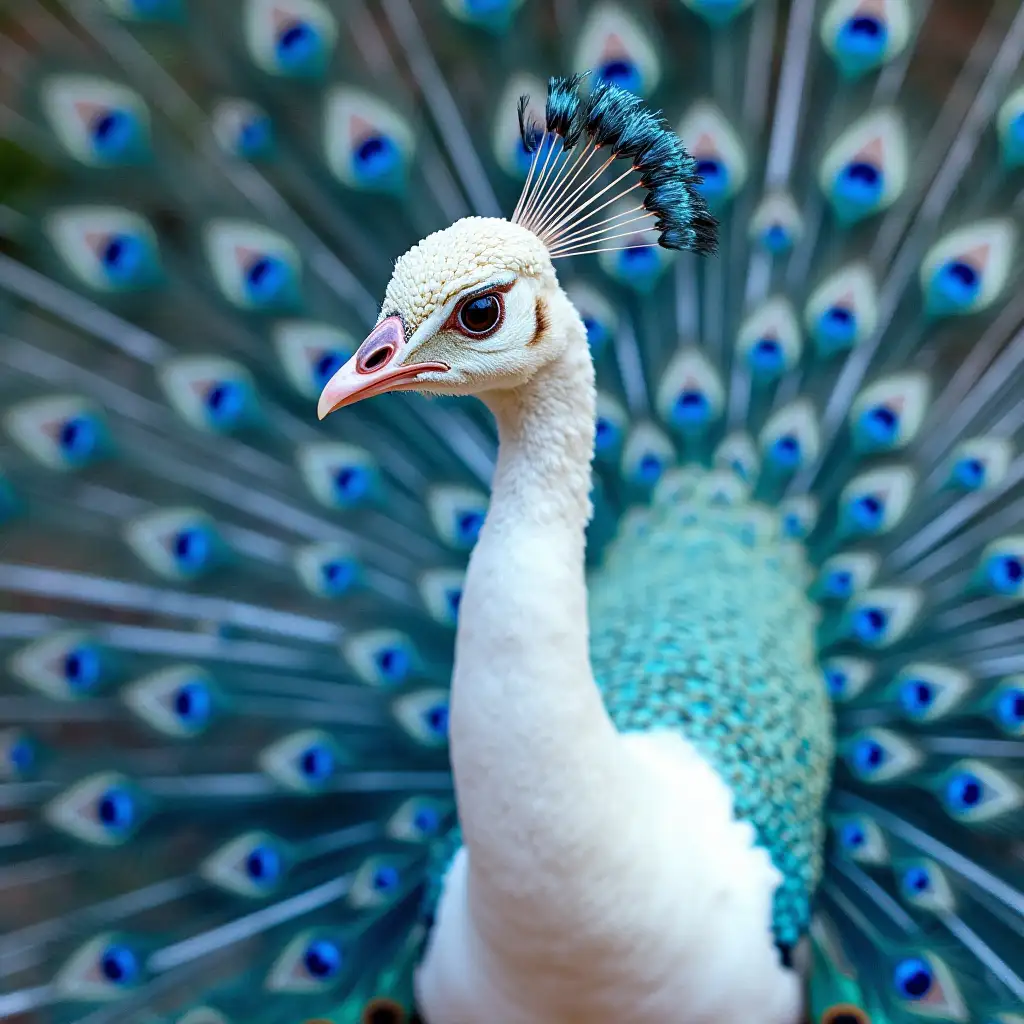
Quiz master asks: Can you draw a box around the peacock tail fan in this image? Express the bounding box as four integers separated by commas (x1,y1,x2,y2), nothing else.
0,0,1022,1022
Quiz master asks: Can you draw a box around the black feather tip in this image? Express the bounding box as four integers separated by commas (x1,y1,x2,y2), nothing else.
516,95,543,154
583,80,718,256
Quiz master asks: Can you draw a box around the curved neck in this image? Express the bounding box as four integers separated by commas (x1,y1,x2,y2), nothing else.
448,298,622,938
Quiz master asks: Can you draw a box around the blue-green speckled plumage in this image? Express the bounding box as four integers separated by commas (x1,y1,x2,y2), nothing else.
426,468,833,950
590,468,833,947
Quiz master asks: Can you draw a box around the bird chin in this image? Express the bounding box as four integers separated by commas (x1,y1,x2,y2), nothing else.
410,373,479,399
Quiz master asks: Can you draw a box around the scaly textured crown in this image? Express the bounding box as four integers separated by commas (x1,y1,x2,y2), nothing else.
382,217,554,335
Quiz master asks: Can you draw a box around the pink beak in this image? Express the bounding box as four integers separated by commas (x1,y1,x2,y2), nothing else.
316,316,450,420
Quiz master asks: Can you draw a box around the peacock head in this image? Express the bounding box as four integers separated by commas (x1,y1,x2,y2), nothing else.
317,75,717,419
317,216,570,417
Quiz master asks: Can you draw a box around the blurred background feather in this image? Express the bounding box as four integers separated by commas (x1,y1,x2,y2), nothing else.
0,0,1023,1022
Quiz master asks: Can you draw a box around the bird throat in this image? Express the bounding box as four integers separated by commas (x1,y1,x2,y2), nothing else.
446,303,630,944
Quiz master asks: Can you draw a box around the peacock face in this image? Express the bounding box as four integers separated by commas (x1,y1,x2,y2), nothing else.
317,216,567,417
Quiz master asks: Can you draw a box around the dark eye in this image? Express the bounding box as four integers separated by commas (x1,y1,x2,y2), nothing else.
458,293,503,336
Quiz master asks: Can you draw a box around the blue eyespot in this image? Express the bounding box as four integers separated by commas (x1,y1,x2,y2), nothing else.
597,59,642,94
616,245,659,278
898,679,934,719
333,466,371,504
858,405,898,447
850,495,884,533
943,770,984,813
8,736,36,774
299,743,335,782
244,255,290,305
901,865,931,895
839,821,866,850
995,686,1024,730
375,647,411,685
353,135,401,183
320,558,356,595
173,681,212,728
303,938,342,979
58,416,100,465
696,158,729,201
672,390,711,428
985,553,1023,596
456,510,484,545
64,645,102,693
835,160,884,210
769,435,801,468
371,864,400,893
594,416,620,453
171,527,212,573
245,844,282,884
927,259,980,315
637,454,664,485
515,132,559,177
825,666,848,697
952,456,985,490
97,785,136,834
275,21,323,74
748,338,785,377
893,957,933,1001
851,736,887,777
238,115,273,159
100,944,139,985
424,702,449,739
582,315,609,356
853,606,888,644
314,351,345,388
413,807,440,835
782,511,804,538
515,135,536,176
761,223,792,253
89,109,138,161
824,571,853,600
204,382,246,427
835,15,889,76
101,233,146,286
816,305,857,351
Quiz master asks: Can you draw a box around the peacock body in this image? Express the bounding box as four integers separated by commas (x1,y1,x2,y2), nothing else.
0,0,1023,1021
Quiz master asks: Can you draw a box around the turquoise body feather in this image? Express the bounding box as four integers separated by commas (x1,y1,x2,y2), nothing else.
1,0,1023,1021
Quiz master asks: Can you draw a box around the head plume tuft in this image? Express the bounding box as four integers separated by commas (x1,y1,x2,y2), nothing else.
512,75,718,259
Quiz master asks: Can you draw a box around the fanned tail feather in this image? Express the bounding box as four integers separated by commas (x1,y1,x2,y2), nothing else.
1,0,1023,1020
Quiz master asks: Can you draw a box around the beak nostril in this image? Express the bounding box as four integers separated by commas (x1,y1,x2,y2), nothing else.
358,342,396,374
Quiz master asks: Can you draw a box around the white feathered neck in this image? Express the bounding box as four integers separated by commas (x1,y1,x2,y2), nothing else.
448,290,627,930
424,287,802,1023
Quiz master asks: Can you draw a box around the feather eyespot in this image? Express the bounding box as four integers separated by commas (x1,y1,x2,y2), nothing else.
455,292,504,337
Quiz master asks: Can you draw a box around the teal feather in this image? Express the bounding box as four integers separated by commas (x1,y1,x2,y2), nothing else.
1,0,1023,1021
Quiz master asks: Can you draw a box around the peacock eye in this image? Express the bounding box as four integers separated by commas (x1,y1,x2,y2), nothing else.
458,293,503,336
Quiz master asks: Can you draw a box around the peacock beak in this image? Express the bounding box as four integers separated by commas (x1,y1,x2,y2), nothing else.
316,315,450,420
